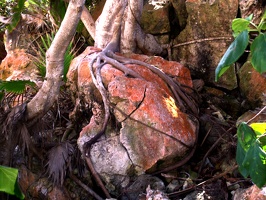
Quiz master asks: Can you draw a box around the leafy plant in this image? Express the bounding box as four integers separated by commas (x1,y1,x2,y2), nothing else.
215,11,266,81
0,80,35,101
0,165,25,199
33,32,76,81
215,12,266,188
236,122,266,187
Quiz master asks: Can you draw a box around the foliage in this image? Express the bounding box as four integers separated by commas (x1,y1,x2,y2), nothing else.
215,11,266,188
33,32,76,81
236,122,266,188
0,165,25,199
215,11,266,81
0,80,35,101
0,0,64,33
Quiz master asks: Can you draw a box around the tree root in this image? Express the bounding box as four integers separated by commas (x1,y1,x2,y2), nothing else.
83,49,199,198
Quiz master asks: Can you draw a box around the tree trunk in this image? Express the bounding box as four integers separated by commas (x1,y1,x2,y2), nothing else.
26,0,85,121
94,0,163,54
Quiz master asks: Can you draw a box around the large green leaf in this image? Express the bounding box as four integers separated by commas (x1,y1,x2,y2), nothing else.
215,30,249,81
250,33,266,73
0,165,25,199
242,142,266,188
232,18,251,37
236,122,266,188
250,123,266,151
250,123,266,136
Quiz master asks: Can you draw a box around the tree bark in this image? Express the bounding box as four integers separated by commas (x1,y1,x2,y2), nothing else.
26,0,85,121
93,0,163,55
81,6,95,40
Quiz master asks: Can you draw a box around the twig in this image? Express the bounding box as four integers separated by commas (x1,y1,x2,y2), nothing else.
247,105,266,124
84,149,111,198
173,36,232,48
69,173,104,200
200,125,212,147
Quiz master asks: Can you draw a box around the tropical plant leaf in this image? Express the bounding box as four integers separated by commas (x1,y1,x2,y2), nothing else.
64,42,75,81
250,122,266,151
0,80,35,94
237,122,256,151
241,142,266,188
0,165,25,199
250,123,266,136
215,30,249,81
34,32,75,80
258,11,266,31
232,18,251,37
236,122,266,188
250,33,266,73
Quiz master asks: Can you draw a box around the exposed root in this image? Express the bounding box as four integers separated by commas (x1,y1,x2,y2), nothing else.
107,51,199,114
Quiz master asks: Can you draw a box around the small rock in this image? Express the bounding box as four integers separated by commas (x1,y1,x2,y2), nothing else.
233,185,266,200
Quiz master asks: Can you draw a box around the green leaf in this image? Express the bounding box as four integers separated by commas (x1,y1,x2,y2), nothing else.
0,80,35,94
0,165,25,199
236,123,266,188
258,11,266,31
236,141,249,177
215,30,249,81
242,142,266,188
237,122,256,151
250,122,266,149
250,123,266,136
245,14,253,22
232,18,251,37
250,33,266,73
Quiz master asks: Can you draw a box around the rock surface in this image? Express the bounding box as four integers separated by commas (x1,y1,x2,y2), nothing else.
171,0,238,89
67,47,198,192
234,185,266,200
239,61,266,107
0,49,40,82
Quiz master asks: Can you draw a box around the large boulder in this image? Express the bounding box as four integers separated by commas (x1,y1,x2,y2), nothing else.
171,0,239,89
0,49,40,83
67,47,198,192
